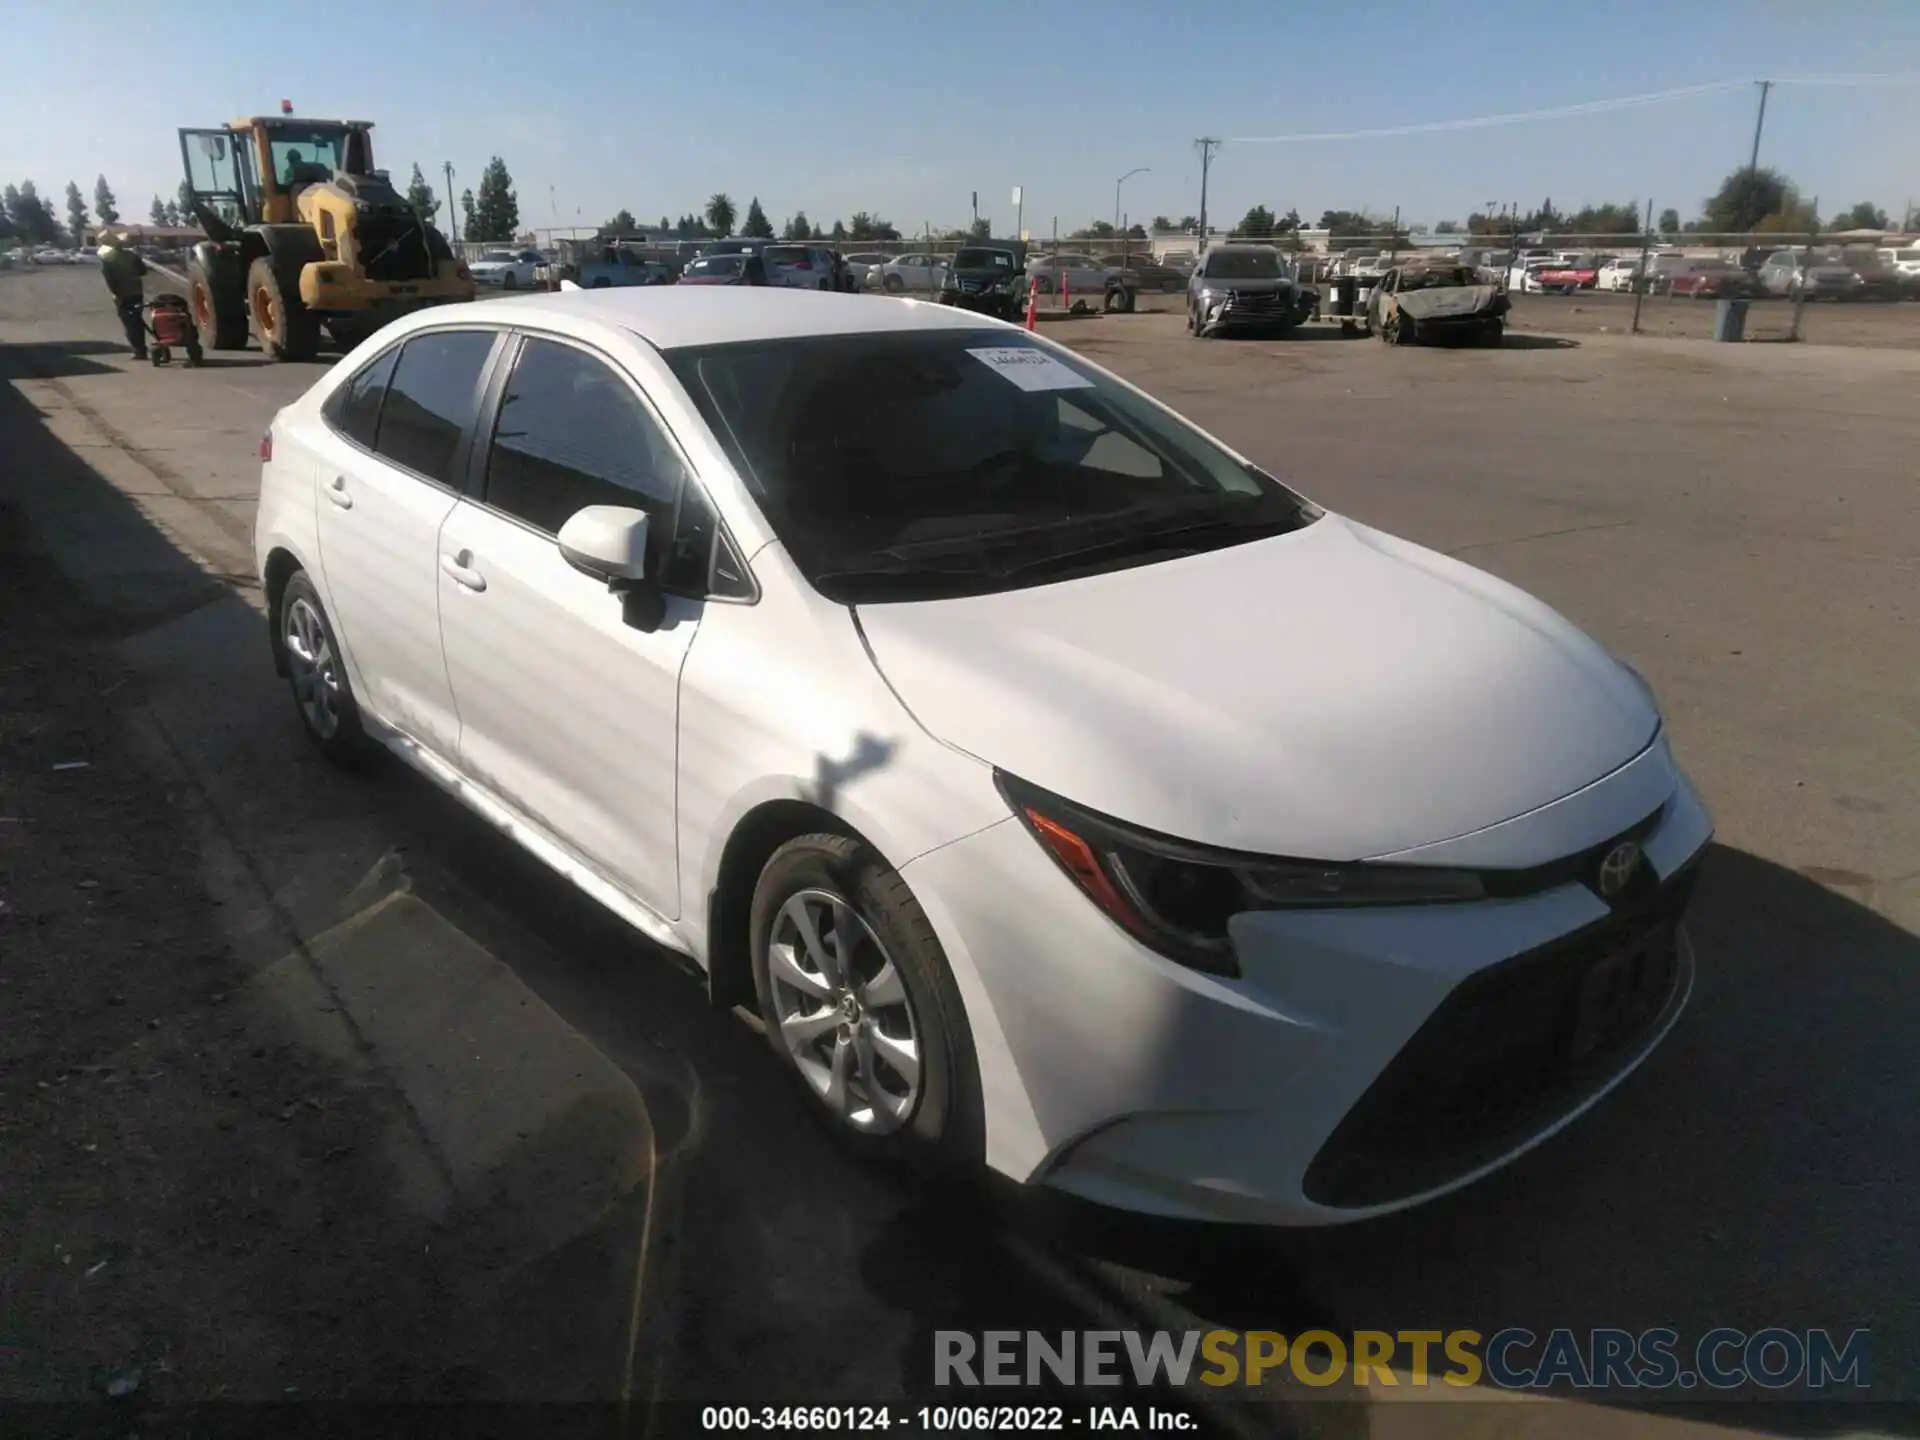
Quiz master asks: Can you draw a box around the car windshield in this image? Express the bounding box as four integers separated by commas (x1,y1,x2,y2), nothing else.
480,252,515,262
666,329,1318,603
688,255,744,275
1897,250,1920,263
764,246,810,264
1205,251,1283,279
1396,267,1476,290
954,249,1015,271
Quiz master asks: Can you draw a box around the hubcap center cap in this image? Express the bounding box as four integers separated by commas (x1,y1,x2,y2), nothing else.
838,991,862,1024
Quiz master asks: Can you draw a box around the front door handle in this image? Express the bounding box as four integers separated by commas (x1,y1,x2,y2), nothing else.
324,475,353,510
440,552,487,592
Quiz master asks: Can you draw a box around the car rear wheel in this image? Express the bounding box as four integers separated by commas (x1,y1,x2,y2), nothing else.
277,570,376,767
750,834,983,1174
883,274,904,294
502,272,518,290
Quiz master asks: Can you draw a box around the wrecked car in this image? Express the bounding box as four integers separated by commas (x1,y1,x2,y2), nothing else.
1187,244,1317,338
1366,264,1509,346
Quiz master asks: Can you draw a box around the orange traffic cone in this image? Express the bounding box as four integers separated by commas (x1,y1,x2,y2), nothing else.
1061,275,1070,312
1025,277,1038,330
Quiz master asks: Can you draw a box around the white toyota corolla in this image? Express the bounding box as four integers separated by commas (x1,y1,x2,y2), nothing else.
255,288,1712,1224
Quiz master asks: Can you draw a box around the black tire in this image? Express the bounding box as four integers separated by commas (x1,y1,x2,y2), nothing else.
1480,320,1504,347
591,276,612,289
882,273,905,294
502,271,518,290
246,257,321,362
188,258,247,351
276,570,377,768
750,833,983,1176
1105,286,1135,314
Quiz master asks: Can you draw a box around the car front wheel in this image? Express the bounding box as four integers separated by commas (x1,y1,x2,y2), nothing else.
750,833,983,1173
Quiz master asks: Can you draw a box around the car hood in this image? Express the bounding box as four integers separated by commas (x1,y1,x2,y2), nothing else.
854,515,1657,860
1199,276,1292,293
1394,285,1501,319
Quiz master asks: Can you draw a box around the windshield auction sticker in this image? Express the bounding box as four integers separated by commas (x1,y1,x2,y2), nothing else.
967,346,1095,392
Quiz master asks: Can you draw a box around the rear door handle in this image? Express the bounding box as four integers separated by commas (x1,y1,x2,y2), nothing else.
324,475,352,509
440,552,487,592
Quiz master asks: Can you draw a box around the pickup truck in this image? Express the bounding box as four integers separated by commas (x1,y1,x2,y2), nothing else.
558,244,675,289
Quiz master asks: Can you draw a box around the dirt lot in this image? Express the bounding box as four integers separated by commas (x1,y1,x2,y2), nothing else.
3,264,1918,1436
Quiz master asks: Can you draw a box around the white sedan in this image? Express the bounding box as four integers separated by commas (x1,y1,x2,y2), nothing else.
255,288,1712,1225
466,248,544,289
1596,257,1644,292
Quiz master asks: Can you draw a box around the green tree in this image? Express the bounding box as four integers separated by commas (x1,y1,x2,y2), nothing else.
1434,219,1460,234
1701,166,1808,234
176,179,195,222
847,211,898,241
659,215,672,233
1176,214,1198,232
471,157,519,242
149,194,168,226
1126,222,1147,240
461,188,476,238
600,208,640,237
163,200,182,227
969,216,993,240
92,174,119,227
829,219,847,241
706,192,737,236
1657,207,1680,235
406,164,440,223
783,210,812,240
1150,214,1174,232
13,182,59,243
65,180,89,246
741,196,774,238
1565,202,1642,234
1236,205,1276,238
1832,201,1890,231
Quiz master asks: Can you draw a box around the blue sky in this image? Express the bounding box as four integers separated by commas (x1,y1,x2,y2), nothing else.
6,0,1919,235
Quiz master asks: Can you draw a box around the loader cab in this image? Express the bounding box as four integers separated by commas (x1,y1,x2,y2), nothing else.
178,119,372,227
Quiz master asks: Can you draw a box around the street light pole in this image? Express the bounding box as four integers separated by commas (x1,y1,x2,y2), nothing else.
443,162,457,244
1115,166,1148,236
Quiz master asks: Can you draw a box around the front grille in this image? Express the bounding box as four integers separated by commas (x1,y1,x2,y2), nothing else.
357,216,437,282
1224,289,1287,316
1303,860,1700,1210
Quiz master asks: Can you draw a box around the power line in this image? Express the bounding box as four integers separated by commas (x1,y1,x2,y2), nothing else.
1224,73,1920,144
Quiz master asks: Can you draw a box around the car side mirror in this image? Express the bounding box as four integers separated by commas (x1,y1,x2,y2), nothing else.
558,505,665,629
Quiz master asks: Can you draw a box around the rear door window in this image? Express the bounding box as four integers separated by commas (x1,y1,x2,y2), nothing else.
326,344,400,450
372,330,499,486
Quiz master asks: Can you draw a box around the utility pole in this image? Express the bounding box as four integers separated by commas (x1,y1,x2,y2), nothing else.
1631,198,1653,335
1748,80,1772,176
443,162,457,244
1194,138,1222,255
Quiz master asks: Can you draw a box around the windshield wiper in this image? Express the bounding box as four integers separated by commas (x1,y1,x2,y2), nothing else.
998,513,1303,580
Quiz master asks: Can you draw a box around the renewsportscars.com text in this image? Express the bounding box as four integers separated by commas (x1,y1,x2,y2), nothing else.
935,1328,1872,1392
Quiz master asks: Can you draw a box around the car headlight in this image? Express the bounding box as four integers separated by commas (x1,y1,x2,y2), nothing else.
1199,286,1217,301
997,772,1485,976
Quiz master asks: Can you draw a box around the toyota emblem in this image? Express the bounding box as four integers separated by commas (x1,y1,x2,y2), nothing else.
1595,840,1643,900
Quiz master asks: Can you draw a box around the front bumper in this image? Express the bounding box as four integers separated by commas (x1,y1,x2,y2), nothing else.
939,288,1021,317
299,261,476,313
901,738,1714,1225
1197,292,1306,334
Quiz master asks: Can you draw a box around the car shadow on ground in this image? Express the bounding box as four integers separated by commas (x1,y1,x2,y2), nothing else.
3,339,131,378
973,841,1918,1433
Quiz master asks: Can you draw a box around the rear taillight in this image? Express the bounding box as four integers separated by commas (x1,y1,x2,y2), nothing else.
258,430,273,462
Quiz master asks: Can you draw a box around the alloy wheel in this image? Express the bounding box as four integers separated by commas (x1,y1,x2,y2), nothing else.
766,888,921,1134
283,596,341,739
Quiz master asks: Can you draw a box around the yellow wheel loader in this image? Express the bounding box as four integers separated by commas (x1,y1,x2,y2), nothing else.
179,112,474,360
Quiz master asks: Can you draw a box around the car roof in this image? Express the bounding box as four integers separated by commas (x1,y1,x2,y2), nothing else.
447,287,1008,349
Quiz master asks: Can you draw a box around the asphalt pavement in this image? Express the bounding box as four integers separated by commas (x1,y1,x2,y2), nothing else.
2,265,1915,1437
